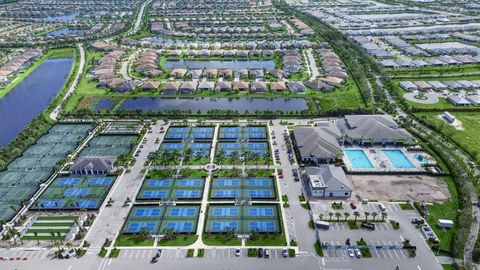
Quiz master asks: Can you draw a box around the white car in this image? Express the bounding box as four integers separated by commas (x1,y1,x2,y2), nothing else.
354,248,362,258
348,248,355,258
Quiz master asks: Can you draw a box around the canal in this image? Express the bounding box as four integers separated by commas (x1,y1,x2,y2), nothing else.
0,58,73,147
112,97,309,113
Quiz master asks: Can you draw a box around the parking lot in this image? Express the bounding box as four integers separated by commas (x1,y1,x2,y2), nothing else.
311,202,442,270
113,248,289,261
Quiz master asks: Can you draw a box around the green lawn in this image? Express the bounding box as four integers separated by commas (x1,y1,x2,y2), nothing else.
31,222,74,227
425,176,459,254
399,203,415,210
415,112,480,164
158,235,198,246
36,216,77,221
109,248,121,258
202,235,241,246
246,234,286,246
114,235,154,247
27,228,70,233
313,77,366,111
387,64,480,77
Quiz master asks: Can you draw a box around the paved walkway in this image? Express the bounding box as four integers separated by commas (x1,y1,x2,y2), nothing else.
84,120,165,249
403,92,441,104
50,43,85,120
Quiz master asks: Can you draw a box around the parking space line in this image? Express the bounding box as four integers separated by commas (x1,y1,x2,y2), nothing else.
128,250,134,259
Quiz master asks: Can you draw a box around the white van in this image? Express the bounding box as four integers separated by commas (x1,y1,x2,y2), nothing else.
378,203,386,211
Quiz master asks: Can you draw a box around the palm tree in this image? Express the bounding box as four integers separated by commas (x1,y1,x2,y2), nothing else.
149,150,161,165
371,212,378,222
34,232,39,244
17,232,23,245
57,232,63,245
319,214,324,221
381,212,388,222
328,212,334,222
335,212,341,222
217,149,226,164
364,212,370,222
184,148,193,161
344,212,350,222
353,211,360,222
243,150,251,164
231,150,239,164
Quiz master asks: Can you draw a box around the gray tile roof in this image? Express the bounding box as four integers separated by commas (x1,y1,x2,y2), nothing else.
338,115,414,141
305,165,352,192
293,124,341,161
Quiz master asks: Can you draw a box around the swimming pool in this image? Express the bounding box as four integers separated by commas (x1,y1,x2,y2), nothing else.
382,150,415,169
344,150,374,169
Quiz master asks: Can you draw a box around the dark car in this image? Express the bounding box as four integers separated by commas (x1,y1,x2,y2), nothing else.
350,202,357,209
361,221,375,230
411,218,425,225
156,249,162,258
151,256,158,263
258,248,264,258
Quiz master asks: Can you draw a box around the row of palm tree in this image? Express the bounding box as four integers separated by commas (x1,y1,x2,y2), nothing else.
216,149,263,166
319,211,388,222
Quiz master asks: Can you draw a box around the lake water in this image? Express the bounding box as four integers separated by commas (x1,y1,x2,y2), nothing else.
44,13,79,22
118,97,308,113
44,28,84,37
0,58,73,147
163,60,276,71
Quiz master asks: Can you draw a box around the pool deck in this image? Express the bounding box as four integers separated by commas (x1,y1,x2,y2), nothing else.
343,147,434,173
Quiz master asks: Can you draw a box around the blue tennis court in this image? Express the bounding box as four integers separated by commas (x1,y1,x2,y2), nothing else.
248,221,276,232
248,207,275,216
122,205,200,235
134,208,162,217
142,190,168,199
213,207,239,217
210,177,276,200
88,177,113,185
247,179,271,187
247,190,273,198
219,126,268,140
214,190,239,198
56,178,81,186
165,222,194,232
169,127,189,133
33,175,115,211
206,204,280,234
211,221,238,232
75,200,99,209
175,190,201,199
127,222,157,233
169,208,196,217
147,179,172,187
161,143,184,150
176,179,202,187
64,188,89,197
40,200,66,209
216,178,240,187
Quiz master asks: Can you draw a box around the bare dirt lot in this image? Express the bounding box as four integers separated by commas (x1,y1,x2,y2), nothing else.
349,174,451,202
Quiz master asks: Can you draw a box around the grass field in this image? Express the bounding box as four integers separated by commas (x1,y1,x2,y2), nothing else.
415,112,480,163
314,77,366,111
158,235,198,246
114,235,154,247
426,176,459,254
246,234,286,246
202,235,241,246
